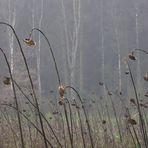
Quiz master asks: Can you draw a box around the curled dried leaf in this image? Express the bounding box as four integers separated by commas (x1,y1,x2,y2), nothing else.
127,118,137,125
102,120,106,124
3,77,11,85
130,98,136,105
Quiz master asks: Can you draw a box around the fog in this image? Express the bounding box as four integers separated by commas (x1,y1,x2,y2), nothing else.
0,0,148,147
0,0,148,98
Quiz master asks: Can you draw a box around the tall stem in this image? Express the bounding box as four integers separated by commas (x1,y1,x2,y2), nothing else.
65,86,94,148
30,28,61,85
127,61,148,147
0,22,48,148
0,48,25,148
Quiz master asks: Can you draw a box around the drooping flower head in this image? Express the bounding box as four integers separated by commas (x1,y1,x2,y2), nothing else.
128,52,136,60
58,84,65,98
58,84,65,105
23,33,36,46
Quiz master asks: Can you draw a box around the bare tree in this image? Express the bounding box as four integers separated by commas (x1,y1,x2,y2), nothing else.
135,2,142,93
37,0,44,96
61,0,81,96
8,0,16,75
112,0,122,94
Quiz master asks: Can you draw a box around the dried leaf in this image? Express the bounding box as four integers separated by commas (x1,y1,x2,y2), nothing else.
125,71,129,75
99,81,103,86
108,91,112,96
102,120,106,124
128,118,137,125
3,77,11,85
130,98,136,105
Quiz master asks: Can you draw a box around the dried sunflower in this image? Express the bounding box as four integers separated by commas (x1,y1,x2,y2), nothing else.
128,53,136,60
58,84,65,98
23,38,36,46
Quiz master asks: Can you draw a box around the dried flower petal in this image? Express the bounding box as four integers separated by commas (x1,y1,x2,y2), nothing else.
3,77,11,85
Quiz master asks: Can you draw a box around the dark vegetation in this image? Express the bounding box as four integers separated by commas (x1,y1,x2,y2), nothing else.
0,22,148,148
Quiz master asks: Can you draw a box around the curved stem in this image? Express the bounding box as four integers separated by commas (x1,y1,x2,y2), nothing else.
105,86,123,144
30,28,61,85
132,49,148,54
73,99,86,148
0,22,48,148
0,48,25,148
65,86,94,148
65,98,74,145
127,61,148,147
63,102,73,148
1,109,18,148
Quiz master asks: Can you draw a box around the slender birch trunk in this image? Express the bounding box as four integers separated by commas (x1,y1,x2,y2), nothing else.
8,0,16,75
37,0,43,97
112,0,122,94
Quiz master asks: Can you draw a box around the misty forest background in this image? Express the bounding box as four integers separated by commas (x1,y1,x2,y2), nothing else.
0,0,148,109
